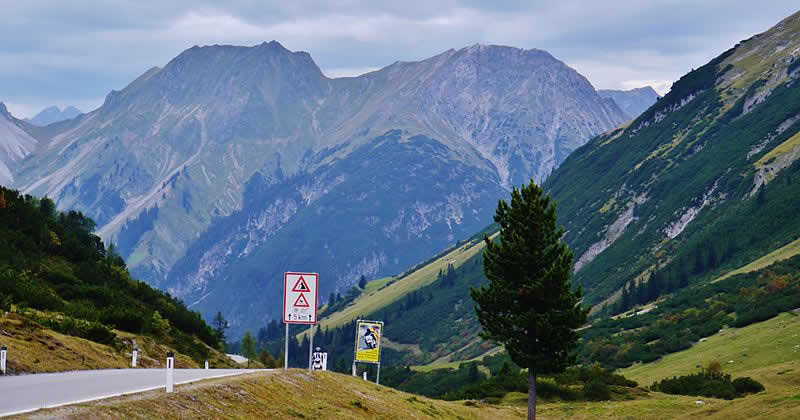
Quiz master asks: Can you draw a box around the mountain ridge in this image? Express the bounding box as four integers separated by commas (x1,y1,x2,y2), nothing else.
8,41,626,333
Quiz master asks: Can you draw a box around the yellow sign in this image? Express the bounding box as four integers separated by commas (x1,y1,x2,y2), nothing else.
354,320,383,363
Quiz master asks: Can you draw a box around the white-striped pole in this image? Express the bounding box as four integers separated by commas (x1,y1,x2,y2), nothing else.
0,346,6,374
166,352,174,393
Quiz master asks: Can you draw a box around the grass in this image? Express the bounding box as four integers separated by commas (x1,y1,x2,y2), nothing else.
622,312,800,386
0,311,238,374
713,238,800,283
755,131,800,168
300,234,496,338
22,370,526,419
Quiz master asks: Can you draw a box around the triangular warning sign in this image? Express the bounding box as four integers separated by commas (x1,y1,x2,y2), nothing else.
293,293,310,308
292,276,311,293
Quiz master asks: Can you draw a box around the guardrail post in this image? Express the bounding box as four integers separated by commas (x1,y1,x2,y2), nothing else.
1,346,6,374
166,351,174,393
132,348,138,368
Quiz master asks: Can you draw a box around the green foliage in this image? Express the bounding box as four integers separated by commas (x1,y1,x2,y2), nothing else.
150,311,171,337
651,363,764,399
583,378,611,401
581,255,800,368
241,330,257,366
472,179,588,375
0,186,219,354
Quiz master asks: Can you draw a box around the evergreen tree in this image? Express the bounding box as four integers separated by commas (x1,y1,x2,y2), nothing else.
212,311,229,348
470,180,588,420
358,275,367,289
241,330,257,368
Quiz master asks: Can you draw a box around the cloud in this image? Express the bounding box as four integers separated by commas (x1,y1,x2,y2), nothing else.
0,1,798,115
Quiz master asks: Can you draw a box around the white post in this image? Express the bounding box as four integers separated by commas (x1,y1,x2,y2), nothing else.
307,325,314,373
284,323,289,370
352,362,357,376
204,360,209,369
1,346,6,375
363,371,367,381
376,363,381,385
322,352,328,371
166,352,174,393
132,348,138,368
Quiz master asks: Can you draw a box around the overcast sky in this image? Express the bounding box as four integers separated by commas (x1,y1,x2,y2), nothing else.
1,1,798,118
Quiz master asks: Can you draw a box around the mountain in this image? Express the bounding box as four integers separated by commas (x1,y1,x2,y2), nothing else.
305,9,800,371
545,9,800,309
0,102,38,185
10,42,626,333
598,86,660,120
25,105,82,126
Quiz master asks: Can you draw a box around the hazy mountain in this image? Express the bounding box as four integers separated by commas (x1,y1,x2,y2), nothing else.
11,42,626,333
546,9,800,307
598,86,660,120
0,103,38,185
25,105,82,126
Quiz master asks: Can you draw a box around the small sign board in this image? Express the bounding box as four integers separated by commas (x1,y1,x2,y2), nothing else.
312,350,328,371
354,320,383,364
283,272,319,324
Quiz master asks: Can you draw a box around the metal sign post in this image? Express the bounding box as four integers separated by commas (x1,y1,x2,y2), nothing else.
353,320,384,385
1,346,6,375
166,351,174,393
307,324,314,373
282,272,319,371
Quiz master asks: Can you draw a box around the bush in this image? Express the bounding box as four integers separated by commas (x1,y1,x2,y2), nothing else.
732,377,765,395
650,364,764,400
583,378,611,401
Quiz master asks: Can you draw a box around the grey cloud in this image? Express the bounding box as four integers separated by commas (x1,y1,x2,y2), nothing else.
1,1,797,117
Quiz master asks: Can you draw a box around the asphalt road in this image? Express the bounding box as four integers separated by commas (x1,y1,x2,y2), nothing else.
0,368,264,416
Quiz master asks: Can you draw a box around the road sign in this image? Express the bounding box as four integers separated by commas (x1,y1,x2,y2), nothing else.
312,348,327,371
354,320,383,364
283,272,318,324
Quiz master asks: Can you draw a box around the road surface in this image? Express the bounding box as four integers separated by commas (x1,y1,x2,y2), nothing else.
0,368,264,416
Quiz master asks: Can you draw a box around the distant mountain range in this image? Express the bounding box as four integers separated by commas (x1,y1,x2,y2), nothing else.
25,105,82,126
598,87,661,120
3,42,626,333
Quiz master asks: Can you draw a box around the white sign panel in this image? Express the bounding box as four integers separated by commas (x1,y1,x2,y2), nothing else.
283,272,319,324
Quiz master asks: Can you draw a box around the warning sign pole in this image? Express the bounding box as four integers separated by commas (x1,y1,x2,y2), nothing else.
307,324,314,373
284,323,289,370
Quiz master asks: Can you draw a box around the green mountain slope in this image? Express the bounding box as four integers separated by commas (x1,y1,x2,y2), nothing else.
0,185,227,368
544,10,800,310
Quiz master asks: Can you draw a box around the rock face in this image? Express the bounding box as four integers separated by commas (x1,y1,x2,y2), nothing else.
0,103,38,185
598,86,660,120
9,42,626,333
26,106,82,126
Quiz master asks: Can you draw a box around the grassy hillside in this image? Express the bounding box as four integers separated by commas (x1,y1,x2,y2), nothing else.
0,311,236,373
542,10,800,312
0,186,228,370
302,232,495,337
22,370,526,419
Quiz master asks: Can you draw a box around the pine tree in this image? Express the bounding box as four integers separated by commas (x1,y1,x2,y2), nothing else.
358,275,367,289
213,311,229,348
241,330,256,368
470,180,588,420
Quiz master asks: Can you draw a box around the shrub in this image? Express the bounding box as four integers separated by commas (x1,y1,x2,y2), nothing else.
584,378,611,401
732,377,765,395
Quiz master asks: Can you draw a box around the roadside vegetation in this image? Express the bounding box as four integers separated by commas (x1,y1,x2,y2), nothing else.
0,186,228,370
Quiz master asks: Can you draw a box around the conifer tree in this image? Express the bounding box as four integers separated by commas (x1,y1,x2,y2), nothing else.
471,180,588,420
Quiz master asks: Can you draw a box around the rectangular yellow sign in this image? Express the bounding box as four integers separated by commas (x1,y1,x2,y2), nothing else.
354,320,383,363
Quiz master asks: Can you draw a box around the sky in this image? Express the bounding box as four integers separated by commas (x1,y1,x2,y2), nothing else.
1,1,798,118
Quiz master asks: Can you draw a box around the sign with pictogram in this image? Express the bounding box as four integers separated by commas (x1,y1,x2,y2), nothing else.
283,272,318,324
354,320,383,363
